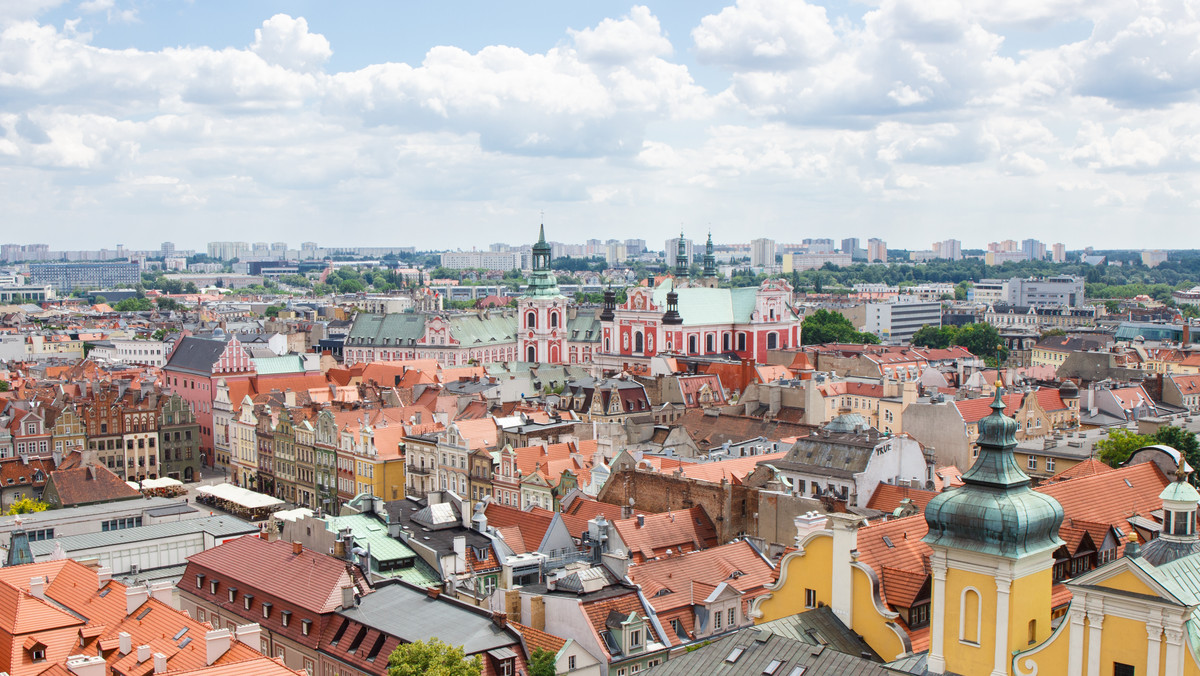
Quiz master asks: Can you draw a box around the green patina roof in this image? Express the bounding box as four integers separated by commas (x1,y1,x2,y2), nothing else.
345,312,517,347
252,355,307,375
924,387,1065,559
567,311,601,343
322,513,441,587
1161,478,1200,505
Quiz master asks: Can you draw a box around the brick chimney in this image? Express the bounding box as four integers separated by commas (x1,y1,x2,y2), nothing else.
491,611,507,629
292,541,302,556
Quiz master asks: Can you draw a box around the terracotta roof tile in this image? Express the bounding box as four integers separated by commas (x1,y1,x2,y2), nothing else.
611,507,718,564
509,621,566,655
863,483,940,513
954,393,1022,424
1047,458,1114,483
44,464,141,507
181,536,358,614
1038,463,1168,527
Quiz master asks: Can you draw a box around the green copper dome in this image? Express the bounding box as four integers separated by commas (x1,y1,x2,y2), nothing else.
923,387,1065,559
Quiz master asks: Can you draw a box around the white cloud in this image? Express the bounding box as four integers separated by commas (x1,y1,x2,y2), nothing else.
250,14,332,72
570,5,672,64
692,0,837,68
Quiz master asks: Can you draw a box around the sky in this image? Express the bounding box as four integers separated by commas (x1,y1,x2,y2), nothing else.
1,0,1198,252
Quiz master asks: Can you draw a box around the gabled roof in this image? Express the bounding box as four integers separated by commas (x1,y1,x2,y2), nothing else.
181,536,358,614
163,336,232,375
44,464,141,507
864,483,940,514
611,506,718,563
1047,458,1113,483
1037,462,1168,527
629,541,774,622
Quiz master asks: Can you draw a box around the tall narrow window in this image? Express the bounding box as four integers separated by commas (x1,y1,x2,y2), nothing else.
960,588,981,645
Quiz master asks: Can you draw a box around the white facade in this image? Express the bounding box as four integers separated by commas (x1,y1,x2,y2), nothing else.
865,300,943,345
440,251,523,271
89,338,168,367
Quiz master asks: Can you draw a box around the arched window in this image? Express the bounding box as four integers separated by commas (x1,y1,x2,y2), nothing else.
706,334,715,353
960,588,981,644
767,332,778,350
634,332,644,354
550,312,559,328
723,333,731,351
737,333,746,351
526,311,537,329
527,345,536,362
688,335,698,354
1027,619,1037,645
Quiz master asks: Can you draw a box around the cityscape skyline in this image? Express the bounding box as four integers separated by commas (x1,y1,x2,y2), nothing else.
3,2,1200,249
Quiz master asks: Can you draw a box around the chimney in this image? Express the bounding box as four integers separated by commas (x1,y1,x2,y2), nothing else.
136,645,151,663
126,585,150,615
152,653,168,674
505,590,521,619
333,536,346,559
66,655,107,676
234,623,261,648
341,584,356,609
118,632,132,655
292,541,302,556
636,514,645,528
205,629,232,666
97,566,112,589
149,580,173,605
530,595,545,631
427,586,441,600
491,611,508,629
827,513,863,627
29,575,45,600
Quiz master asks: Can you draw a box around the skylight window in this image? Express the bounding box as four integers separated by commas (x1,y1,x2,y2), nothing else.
763,660,784,675
725,647,745,663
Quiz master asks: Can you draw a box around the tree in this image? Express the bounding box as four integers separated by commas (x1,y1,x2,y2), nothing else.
1104,299,1121,314
911,324,956,349
93,295,107,305
7,498,49,515
387,638,481,676
1095,428,1152,467
113,297,154,312
950,323,1007,362
156,297,184,312
1152,425,1200,482
801,309,880,345
264,304,286,318
528,648,556,676
1041,328,1066,338
0,381,8,393
338,279,366,294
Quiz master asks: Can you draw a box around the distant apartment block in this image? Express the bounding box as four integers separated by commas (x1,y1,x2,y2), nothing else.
439,250,523,271
933,239,962,260
665,237,695,265
867,238,887,263
29,262,140,292
0,284,54,303
970,276,1084,307
1052,242,1066,263
782,251,852,271
750,238,777,267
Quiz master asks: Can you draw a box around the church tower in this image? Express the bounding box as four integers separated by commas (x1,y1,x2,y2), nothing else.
699,231,718,288
519,224,565,364
674,230,689,281
922,385,1064,676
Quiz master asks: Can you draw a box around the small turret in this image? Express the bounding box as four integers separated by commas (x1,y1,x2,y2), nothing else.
599,288,616,322
662,290,683,326
674,230,688,279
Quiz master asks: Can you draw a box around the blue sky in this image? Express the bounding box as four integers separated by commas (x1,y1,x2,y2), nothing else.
2,0,1197,251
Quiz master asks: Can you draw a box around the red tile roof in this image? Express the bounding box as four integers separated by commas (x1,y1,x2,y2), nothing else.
1035,388,1068,412
674,453,786,485
1046,458,1114,483
1037,462,1168,527
44,464,141,507
508,621,567,656
628,541,775,630
181,536,359,614
484,504,555,553
863,483,940,513
580,592,659,662
953,393,1022,424
611,507,718,564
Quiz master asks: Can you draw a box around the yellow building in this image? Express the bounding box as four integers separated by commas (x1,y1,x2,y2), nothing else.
754,387,1069,675
1012,473,1200,676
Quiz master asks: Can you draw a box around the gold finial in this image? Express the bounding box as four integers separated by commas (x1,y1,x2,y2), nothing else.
1175,463,1189,483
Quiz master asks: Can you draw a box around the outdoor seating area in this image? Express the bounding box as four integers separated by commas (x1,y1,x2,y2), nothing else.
125,476,186,498
196,483,285,522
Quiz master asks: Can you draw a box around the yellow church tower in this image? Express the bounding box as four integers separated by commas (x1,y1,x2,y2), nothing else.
922,386,1065,676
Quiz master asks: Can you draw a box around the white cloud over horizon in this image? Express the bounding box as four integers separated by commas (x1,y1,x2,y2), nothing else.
0,0,1198,250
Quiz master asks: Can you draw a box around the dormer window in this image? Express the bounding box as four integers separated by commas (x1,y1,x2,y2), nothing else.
228,588,237,603
210,580,218,595
195,574,205,589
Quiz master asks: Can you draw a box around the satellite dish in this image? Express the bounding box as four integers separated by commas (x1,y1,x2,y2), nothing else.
628,497,635,506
